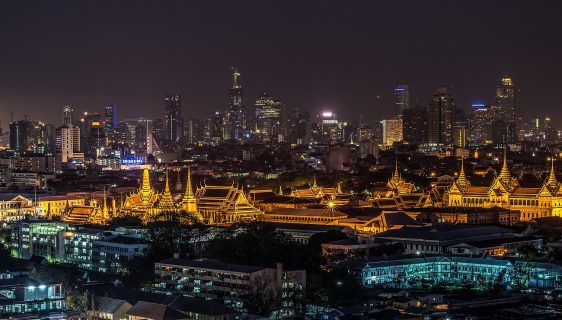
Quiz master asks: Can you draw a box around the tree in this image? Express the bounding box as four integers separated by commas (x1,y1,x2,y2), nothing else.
65,289,89,313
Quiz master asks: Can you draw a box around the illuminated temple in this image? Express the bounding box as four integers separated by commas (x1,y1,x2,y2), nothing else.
195,183,263,224
121,168,203,222
380,159,416,197
447,152,562,221
290,175,340,199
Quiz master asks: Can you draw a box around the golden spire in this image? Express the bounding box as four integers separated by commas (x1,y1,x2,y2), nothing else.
546,157,558,187
456,157,470,190
278,185,283,196
391,157,401,183
102,187,110,222
158,169,176,210
337,181,342,194
141,168,151,192
498,147,511,182
181,166,197,213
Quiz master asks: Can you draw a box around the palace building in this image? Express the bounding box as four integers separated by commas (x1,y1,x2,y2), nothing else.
121,168,203,223
447,152,562,221
195,183,263,224
290,175,340,199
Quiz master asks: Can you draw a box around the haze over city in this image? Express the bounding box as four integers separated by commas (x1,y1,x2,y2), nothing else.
1,0,562,128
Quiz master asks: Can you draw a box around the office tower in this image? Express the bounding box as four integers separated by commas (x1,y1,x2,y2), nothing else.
164,93,183,144
492,120,517,147
185,118,203,145
104,105,117,143
469,103,493,145
152,118,166,143
87,119,106,158
380,118,403,146
62,105,74,126
402,105,428,145
208,111,225,145
356,125,376,158
453,108,468,148
544,116,558,144
287,107,311,145
55,124,81,163
495,77,517,123
255,92,284,143
78,112,101,152
226,68,244,141
317,112,345,143
427,86,454,147
394,85,410,117
9,120,35,152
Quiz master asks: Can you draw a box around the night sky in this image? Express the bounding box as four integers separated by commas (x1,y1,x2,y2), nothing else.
1,0,562,129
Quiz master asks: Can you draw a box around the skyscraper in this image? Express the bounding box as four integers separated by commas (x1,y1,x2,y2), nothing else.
394,85,410,117
62,105,74,126
164,93,183,144
402,105,428,145
55,124,81,163
255,92,284,143
495,77,517,123
381,118,403,146
286,107,311,145
226,68,244,141
469,103,493,145
427,86,454,147
104,105,117,143
494,76,519,141
453,108,468,148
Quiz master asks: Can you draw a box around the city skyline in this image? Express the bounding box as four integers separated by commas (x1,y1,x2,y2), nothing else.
1,1,562,128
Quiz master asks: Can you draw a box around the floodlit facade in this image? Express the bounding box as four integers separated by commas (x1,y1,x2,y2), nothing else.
361,255,562,289
447,154,562,220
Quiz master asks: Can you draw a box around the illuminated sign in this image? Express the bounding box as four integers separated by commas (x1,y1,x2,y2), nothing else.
121,156,145,165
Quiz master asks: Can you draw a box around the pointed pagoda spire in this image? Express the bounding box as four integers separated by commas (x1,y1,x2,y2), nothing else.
392,157,400,182
456,157,470,190
498,147,511,182
141,168,151,192
546,157,558,188
158,168,176,210
337,181,343,194
278,185,283,196
102,187,110,222
181,166,197,213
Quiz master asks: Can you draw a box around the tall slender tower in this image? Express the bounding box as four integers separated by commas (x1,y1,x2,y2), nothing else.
227,68,245,140
62,105,74,126
394,85,410,117
427,86,454,147
164,93,183,144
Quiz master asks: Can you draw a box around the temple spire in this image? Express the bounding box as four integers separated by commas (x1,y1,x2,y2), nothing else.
158,168,176,210
546,157,558,188
392,157,400,182
498,147,511,182
141,168,151,193
181,166,198,213
312,174,318,189
456,157,470,190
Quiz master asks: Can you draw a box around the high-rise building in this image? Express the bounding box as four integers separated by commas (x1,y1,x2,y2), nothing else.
402,105,428,145
62,105,74,126
491,120,517,147
88,119,106,158
226,68,245,141
394,85,410,117
255,93,284,143
286,108,311,145
317,112,345,144
381,118,403,146
104,105,117,143
469,103,493,145
453,108,468,148
544,116,558,144
185,118,203,145
9,120,35,153
495,77,517,123
55,124,81,163
427,86,454,147
164,94,183,144
207,111,225,145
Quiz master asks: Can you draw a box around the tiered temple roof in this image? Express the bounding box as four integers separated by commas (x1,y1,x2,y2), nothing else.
195,184,263,224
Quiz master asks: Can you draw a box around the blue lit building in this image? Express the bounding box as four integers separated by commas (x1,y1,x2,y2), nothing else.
360,255,562,289
0,276,64,316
